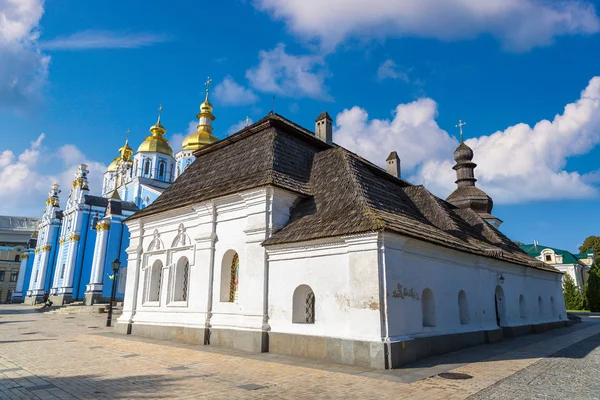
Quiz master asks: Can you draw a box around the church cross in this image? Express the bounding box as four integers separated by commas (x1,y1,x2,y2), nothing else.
456,120,466,142
158,104,163,119
205,77,212,95
245,116,250,127
125,129,130,141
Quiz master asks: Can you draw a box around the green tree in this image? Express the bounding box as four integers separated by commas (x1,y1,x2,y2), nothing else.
582,283,589,310
563,274,583,310
579,236,600,256
588,260,600,312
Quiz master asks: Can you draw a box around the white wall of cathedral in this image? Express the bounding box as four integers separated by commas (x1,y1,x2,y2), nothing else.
175,149,195,179
382,232,567,341
132,152,175,183
267,234,383,342
118,187,299,332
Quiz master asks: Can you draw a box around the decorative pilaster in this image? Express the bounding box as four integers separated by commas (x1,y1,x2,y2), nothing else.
85,221,110,304
116,220,144,334
12,253,30,302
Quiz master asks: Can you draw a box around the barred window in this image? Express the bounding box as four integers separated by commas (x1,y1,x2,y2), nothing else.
148,260,163,302
293,285,315,324
173,257,189,302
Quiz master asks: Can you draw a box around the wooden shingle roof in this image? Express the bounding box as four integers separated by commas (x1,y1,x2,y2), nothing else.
129,113,558,273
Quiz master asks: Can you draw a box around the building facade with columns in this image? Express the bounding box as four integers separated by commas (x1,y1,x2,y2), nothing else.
21,90,219,305
116,112,567,369
0,215,39,303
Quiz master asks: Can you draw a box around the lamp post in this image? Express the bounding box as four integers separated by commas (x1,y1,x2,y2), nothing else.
106,258,120,327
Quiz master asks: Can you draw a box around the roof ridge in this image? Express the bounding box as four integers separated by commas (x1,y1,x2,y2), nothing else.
340,149,386,231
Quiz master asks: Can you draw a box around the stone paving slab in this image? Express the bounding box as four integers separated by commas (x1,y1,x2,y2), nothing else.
1,305,600,399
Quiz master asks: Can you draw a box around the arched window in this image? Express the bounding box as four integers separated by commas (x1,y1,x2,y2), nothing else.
495,285,506,326
519,295,526,319
59,264,66,279
173,257,190,302
220,251,239,302
422,288,435,327
550,296,556,316
293,285,315,323
538,296,544,318
144,159,151,176
148,260,163,302
458,290,469,325
158,161,166,179
14,255,20,262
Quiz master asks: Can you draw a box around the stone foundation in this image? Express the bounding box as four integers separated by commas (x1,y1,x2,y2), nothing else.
49,293,73,306
84,292,105,305
23,295,43,305
269,332,386,369
116,323,269,353
116,320,573,369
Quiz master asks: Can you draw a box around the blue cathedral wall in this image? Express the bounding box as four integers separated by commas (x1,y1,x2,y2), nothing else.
101,221,129,299
22,250,34,295
73,211,99,300
43,226,61,293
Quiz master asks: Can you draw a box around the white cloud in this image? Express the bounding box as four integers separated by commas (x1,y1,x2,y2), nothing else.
213,76,258,106
254,0,600,51
246,43,331,100
40,30,170,51
227,118,253,136
168,120,197,150
377,59,409,82
0,0,49,109
335,76,600,204
0,134,106,216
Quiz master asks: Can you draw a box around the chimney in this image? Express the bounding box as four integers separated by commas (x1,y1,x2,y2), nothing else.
315,111,332,144
386,151,401,178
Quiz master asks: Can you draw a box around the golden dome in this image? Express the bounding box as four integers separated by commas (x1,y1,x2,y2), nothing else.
182,129,219,151
137,117,174,156
119,139,133,161
181,81,218,151
107,157,120,173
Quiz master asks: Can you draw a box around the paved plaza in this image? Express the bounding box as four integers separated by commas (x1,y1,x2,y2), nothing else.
0,305,599,399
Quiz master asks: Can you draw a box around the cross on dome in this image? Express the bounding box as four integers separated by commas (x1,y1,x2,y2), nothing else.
456,120,466,142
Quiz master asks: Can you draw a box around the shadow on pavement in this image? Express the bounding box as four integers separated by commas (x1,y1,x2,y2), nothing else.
0,373,194,399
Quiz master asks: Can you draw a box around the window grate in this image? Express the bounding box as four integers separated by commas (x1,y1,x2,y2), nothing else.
305,291,315,323
229,254,239,302
182,261,189,301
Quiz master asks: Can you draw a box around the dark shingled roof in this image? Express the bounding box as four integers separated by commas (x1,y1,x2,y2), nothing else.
129,113,558,273
84,195,138,214
315,111,332,121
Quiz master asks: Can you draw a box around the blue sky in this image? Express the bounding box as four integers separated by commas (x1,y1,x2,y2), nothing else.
1,0,600,253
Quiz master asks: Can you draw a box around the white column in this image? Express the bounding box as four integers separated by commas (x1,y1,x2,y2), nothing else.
86,221,110,293
27,251,41,296
59,234,80,295
50,239,66,293
12,253,30,301
31,245,52,295
118,221,144,327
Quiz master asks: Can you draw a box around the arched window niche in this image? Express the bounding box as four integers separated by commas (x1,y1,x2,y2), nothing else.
292,285,315,324
519,295,526,319
538,296,544,319
458,290,469,325
172,256,190,302
220,250,239,303
551,296,556,317
422,288,435,328
148,260,163,302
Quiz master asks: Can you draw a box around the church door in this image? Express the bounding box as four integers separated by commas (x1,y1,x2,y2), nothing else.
494,285,506,327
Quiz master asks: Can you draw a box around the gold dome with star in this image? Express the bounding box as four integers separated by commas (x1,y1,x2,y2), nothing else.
137,116,174,156
182,78,219,151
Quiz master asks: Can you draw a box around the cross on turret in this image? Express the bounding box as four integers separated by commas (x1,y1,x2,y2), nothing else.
456,120,466,142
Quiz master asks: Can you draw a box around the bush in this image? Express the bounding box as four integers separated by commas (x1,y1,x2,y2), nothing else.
588,261,600,312
563,274,583,310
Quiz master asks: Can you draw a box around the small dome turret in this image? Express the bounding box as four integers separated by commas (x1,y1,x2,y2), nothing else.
137,114,174,156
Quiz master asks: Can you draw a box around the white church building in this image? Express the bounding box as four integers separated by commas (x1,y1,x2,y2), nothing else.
117,112,567,369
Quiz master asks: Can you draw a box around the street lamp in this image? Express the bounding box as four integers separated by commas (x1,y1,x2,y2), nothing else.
106,258,120,327
498,273,505,285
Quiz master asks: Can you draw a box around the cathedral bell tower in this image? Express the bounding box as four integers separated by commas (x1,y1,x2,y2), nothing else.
175,77,219,179
446,121,502,229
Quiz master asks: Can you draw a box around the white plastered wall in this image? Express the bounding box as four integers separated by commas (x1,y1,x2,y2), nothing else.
382,232,567,340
